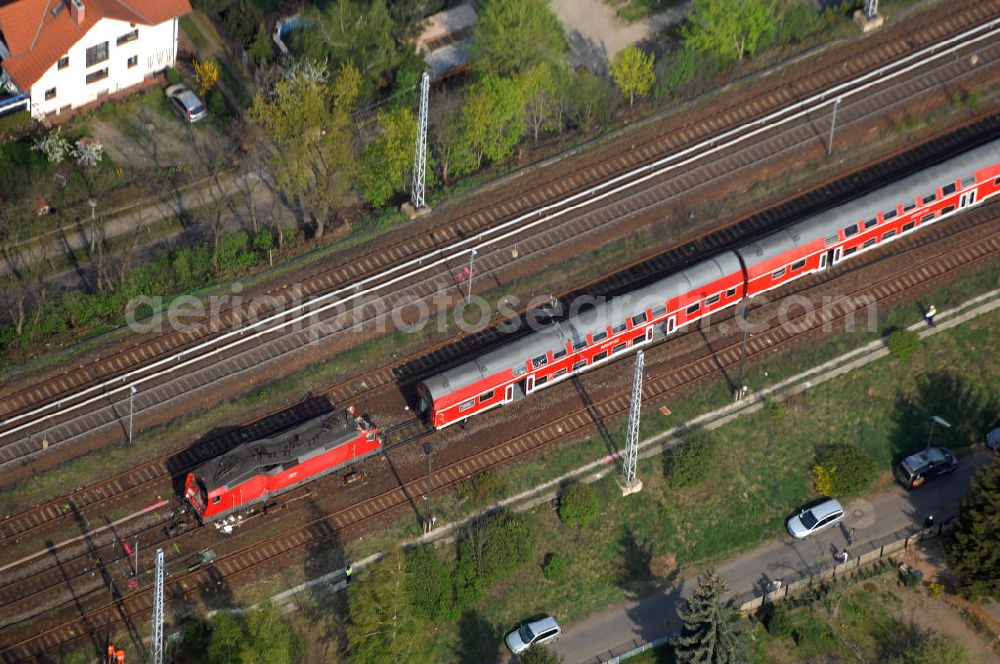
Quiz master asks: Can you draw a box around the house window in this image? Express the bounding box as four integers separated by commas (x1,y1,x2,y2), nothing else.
85,41,109,67
86,68,109,84
45,88,57,100
117,29,139,46
127,55,138,68
58,56,69,69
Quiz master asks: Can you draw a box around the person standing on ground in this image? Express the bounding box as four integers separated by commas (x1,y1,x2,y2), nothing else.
924,305,937,326
345,563,353,585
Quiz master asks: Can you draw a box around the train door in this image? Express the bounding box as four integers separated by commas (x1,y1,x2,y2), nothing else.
959,190,977,209
505,384,514,403
666,316,676,334
526,375,535,394
820,247,842,270
645,326,653,342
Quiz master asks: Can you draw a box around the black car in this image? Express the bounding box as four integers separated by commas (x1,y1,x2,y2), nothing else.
894,447,958,489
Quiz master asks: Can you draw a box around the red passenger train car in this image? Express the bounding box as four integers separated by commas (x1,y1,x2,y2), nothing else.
417,139,1000,429
184,408,380,525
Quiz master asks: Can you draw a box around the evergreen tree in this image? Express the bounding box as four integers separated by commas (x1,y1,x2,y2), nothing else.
346,549,431,664
248,23,273,67
672,568,748,664
947,458,1000,598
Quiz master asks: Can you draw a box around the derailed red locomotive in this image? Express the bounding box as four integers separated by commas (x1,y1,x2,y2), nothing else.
184,407,380,527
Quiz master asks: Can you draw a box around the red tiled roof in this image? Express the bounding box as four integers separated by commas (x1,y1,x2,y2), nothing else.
0,0,191,89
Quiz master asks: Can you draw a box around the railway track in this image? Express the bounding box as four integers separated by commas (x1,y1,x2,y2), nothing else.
3,200,999,661
2,1,1000,472
2,117,996,561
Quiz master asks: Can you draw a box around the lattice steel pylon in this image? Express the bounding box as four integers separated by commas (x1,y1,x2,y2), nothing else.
151,548,164,664
621,350,644,488
411,72,430,210
864,0,878,19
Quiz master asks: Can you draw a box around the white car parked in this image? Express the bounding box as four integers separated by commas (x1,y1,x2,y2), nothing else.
505,615,561,655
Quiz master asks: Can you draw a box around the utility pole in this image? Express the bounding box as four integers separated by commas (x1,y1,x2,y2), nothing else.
826,96,842,156
466,248,478,303
151,548,164,664
864,0,878,19
734,305,750,402
128,384,137,443
411,72,430,211
619,350,644,496
422,442,434,532
926,415,951,450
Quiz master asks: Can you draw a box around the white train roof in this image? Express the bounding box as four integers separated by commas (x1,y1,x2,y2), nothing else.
740,138,1000,262
420,251,742,401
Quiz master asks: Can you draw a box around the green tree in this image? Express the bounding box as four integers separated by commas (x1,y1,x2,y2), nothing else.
204,603,301,664
248,22,273,67
888,636,973,664
249,63,360,238
470,0,567,77
517,62,565,141
458,75,525,168
360,106,418,208
947,459,1000,599
683,0,777,63
672,568,749,664
404,546,454,621
609,46,656,106
569,68,618,131
520,643,565,664
558,482,601,527
347,549,431,664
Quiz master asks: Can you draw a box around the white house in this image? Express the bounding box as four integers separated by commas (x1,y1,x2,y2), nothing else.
0,0,192,120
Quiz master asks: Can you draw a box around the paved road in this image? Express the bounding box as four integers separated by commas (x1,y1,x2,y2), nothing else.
554,452,991,664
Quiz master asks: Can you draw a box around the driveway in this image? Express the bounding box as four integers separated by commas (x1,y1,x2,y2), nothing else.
551,0,691,72
554,452,993,663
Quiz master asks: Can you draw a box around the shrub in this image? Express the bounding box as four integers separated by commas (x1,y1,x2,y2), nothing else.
666,430,716,488
927,581,945,597
457,511,537,598
166,67,183,85
542,553,567,582
208,90,227,117
766,601,791,636
779,1,821,44
811,443,879,496
887,329,920,361
456,470,503,506
655,48,696,97
404,546,454,621
558,482,600,527
214,231,258,274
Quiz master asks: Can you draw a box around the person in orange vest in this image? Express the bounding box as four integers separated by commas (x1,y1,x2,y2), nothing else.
107,644,116,663
116,649,125,664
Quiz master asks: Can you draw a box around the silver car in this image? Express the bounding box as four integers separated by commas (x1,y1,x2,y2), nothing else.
505,615,561,655
787,497,845,539
165,84,207,123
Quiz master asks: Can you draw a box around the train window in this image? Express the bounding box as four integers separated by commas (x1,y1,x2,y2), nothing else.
686,302,700,315
612,343,627,354
726,287,738,298
883,209,897,221
535,375,548,386
791,259,807,270
553,347,568,360
212,496,222,504
513,365,527,376
864,218,877,229
592,330,608,342
594,351,608,362
532,354,548,367
632,334,644,345
920,213,934,223
882,230,896,240
772,268,786,280
480,390,495,402
612,322,627,334
573,340,588,351
631,312,648,326
903,202,916,212
961,175,976,187
844,224,858,237
706,294,720,305
922,193,936,204
825,234,839,244
573,359,588,371
941,205,955,215
651,304,667,318
843,247,857,257
460,400,475,412
994,176,1000,186
553,368,567,378
941,182,957,196
863,238,877,249
902,221,915,231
